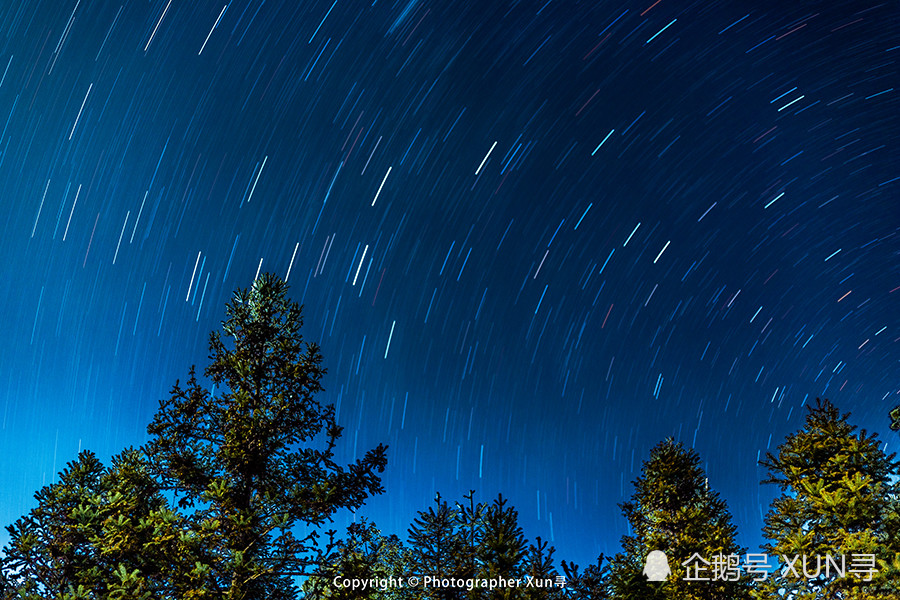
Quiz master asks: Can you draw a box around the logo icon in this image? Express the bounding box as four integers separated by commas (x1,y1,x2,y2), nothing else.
643,550,671,581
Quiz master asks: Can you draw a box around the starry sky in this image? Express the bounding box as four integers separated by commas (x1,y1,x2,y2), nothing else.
0,0,897,568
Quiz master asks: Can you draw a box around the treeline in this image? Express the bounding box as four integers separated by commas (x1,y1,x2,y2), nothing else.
1,274,898,599
303,398,900,600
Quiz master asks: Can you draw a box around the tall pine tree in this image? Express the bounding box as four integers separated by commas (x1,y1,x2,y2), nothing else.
758,398,900,599
607,438,751,600
144,273,387,598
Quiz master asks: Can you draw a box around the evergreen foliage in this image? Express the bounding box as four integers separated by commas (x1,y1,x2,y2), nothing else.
305,492,570,600
523,537,563,599
2,274,898,600
407,492,474,599
473,495,527,599
143,273,387,597
757,398,900,599
0,449,203,598
559,555,608,600
606,438,751,600
302,519,413,600
2,274,387,599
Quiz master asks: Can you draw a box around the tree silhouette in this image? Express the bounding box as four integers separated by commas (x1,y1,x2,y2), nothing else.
303,518,414,600
559,554,608,600
407,493,473,600
143,272,388,598
524,537,562,600
606,438,751,600
758,398,900,599
474,494,527,600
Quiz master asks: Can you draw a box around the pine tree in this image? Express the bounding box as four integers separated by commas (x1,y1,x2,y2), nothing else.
559,555,608,600
144,273,388,598
1,451,107,598
0,449,203,599
1,274,387,598
303,519,414,600
607,438,751,600
757,398,900,599
475,494,527,600
407,493,472,600
456,489,485,595
523,537,563,600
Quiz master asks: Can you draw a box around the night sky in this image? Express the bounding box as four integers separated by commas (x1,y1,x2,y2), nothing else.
0,0,897,568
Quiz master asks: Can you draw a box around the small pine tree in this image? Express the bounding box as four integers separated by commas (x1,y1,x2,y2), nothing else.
456,489,485,593
303,519,414,600
758,398,900,599
559,555,608,600
607,438,751,600
475,494,527,599
407,493,472,600
524,537,562,600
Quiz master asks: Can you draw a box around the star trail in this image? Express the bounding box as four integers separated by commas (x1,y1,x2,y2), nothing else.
0,0,897,566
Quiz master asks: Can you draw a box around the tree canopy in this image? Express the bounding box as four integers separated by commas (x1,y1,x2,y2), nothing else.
758,398,900,599
607,438,751,600
2,273,387,599
144,273,387,597
1,274,898,600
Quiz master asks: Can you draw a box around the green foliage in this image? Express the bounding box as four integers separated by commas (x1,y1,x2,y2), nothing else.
756,398,900,599
607,438,751,600
0,449,205,599
302,519,414,600
302,491,564,600
407,492,474,599
474,495,527,599
559,555,608,600
144,273,387,598
5,282,897,600
1,274,387,599
2,450,106,597
523,537,562,600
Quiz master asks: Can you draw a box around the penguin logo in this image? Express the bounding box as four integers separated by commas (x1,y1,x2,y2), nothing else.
643,550,671,581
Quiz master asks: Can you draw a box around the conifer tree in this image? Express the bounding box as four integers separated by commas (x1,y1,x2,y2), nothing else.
757,398,900,599
524,537,562,600
2,451,107,597
475,494,527,599
144,273,388,598
0,449,204,599
303,519,414,600
559,555,608,600
2,274,387,598
407,493,472,599
607,438,751,600
456,489,485,593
